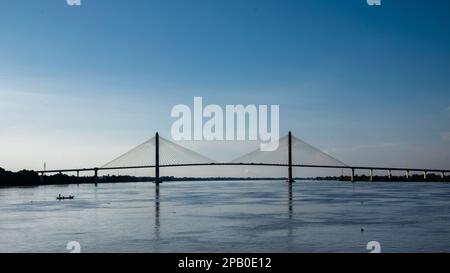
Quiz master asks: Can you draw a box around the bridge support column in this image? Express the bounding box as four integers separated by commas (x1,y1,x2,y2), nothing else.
94,168,98,186
423,171,427,181
40,172,44,183
77,170,80,178
351,168,355,182
369,169,373,182
406,170,410,180
155,132,160,184
388,170,392,180
287,131,295,183
441,172,445,180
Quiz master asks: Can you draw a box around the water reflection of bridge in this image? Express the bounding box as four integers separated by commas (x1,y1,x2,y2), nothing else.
150,179,295,245
38,132,449,183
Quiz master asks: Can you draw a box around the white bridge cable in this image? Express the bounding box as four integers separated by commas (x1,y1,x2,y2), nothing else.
230,135,348,167
159,137,216,165
102,135,215,169
103,134,346,172
102,137,156,168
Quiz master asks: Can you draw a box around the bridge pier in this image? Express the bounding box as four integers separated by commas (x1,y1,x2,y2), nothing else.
94,168,98,186
406,170,410,180
388,170,392,180
423,171,427,181
77,170,80,178
441,171,445,180
287,131,295,183
351,168,355,182
369,169,373,182
155,132,160,184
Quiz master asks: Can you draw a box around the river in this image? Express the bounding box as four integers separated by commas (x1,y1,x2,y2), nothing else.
1,180,450,253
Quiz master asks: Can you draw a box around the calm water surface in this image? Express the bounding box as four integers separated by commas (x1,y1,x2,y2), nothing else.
1,180,450,253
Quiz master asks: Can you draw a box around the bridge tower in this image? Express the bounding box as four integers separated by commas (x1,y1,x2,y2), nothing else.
94,168,98,187
287,131,295,183
155,132,160,184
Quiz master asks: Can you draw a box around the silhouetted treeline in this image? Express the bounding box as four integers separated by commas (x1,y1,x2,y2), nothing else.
0,167,155,187
314,174,450,182
0,167,283,187
0,168,41,186
1,167,448,188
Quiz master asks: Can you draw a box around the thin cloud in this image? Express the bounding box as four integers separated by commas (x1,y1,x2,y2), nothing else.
441,132,450,141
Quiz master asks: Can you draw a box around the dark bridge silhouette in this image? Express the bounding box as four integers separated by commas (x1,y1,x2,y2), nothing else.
37,132,450,184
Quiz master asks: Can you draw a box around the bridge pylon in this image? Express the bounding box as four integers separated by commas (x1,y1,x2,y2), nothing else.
287,131,295,183
155,132,160,184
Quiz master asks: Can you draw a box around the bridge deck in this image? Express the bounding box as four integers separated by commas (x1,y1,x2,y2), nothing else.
37,163,450,175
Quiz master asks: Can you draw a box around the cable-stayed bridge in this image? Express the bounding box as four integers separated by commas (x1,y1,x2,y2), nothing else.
37,132,450,183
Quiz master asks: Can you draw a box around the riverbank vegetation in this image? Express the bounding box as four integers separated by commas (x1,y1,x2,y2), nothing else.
1,167,449,187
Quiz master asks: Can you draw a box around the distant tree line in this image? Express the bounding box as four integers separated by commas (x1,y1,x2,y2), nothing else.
1,167,448,188
0,167,283,187
313,174,450,182
0,167,154,187
0,168,41,187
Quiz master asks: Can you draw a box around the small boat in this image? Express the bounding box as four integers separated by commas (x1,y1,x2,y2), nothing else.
57,195,75,200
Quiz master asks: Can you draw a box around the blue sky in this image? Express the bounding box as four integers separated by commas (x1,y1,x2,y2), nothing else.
0,0,449,172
